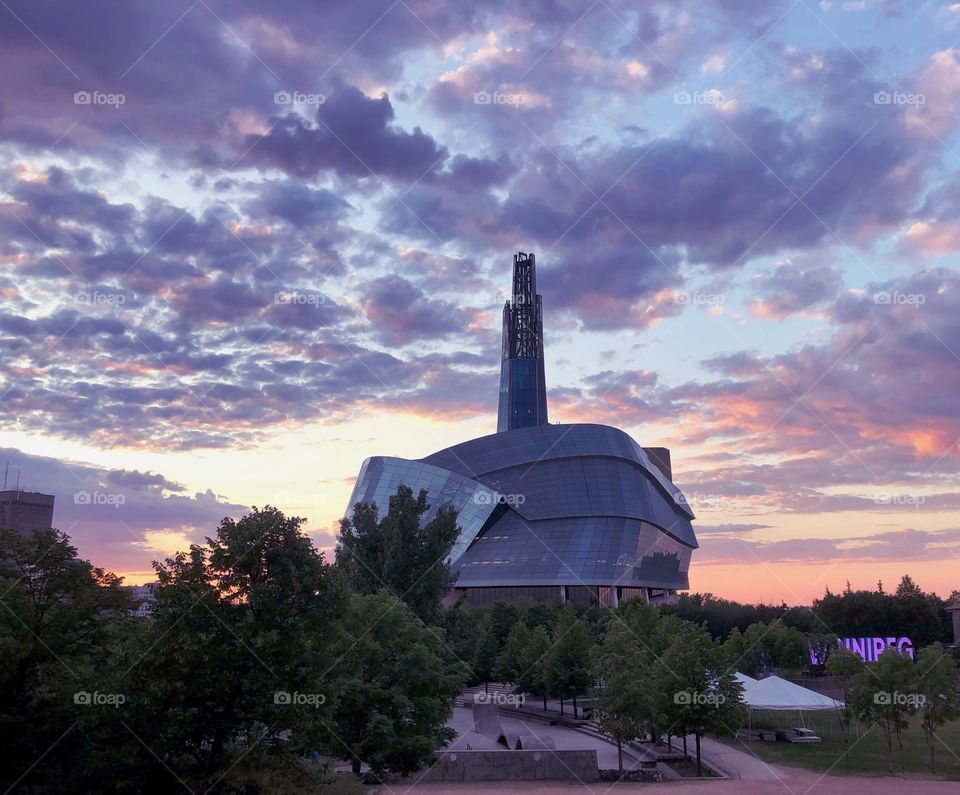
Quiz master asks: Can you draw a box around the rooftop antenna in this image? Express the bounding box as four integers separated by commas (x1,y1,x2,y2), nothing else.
15,468,20,491
2,461,7,490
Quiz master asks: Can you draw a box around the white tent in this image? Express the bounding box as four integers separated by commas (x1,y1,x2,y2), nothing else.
744,675,843,711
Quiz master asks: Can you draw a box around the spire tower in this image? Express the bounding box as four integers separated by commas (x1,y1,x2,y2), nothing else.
497,252,549,432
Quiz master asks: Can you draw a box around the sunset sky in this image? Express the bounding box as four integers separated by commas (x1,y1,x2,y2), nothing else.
1,0,959,603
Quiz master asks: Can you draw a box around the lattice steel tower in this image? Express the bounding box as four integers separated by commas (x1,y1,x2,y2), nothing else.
497,252,549,432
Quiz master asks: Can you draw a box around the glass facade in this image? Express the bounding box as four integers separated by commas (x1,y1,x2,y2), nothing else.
346,457,501,563
452,513,691,589
346,422,699,596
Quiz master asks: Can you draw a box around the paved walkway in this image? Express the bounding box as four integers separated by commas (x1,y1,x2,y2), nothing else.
695,735,785,781
451,698,788,781
447,707,646,771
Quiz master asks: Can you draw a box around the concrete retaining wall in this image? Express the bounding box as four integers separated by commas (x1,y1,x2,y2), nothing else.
420,749,599,782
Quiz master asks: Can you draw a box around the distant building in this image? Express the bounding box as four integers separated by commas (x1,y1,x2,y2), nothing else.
124,584,157,618
947,601,960,648
0,490,55,535
347,252,699,607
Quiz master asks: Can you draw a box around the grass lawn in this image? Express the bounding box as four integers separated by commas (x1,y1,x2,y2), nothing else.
740,711,960,780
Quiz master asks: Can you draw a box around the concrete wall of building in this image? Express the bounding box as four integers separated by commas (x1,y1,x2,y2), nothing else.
0,490,55,535
421,749,599,782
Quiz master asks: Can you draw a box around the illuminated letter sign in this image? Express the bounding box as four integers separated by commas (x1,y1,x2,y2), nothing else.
809,636,913,664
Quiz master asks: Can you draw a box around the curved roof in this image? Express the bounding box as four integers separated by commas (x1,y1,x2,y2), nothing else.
421,424,691,512
419,423,696,547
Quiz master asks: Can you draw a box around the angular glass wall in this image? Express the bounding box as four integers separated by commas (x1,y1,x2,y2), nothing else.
346,456,501,564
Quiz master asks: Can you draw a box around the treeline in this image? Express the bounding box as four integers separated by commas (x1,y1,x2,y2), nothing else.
662,578,956,649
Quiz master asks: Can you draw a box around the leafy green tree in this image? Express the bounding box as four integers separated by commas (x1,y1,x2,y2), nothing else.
523,602,558,633
337,485,460,624
495,621,531,685
331,592,466,776
0,527,133,793
123,506,346,790
721,626,747,671
915,643,960,773
475,601,520,685
544,606,592,717
591,614,656,771
808,631,839,666
824,646,864,755
517,625,553,710
653,621,745,775
772,626,810,670
440,602,484,681
725,620,813,675
851,647,919,771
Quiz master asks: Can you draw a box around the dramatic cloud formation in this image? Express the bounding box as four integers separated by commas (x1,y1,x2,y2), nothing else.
0,0,957,594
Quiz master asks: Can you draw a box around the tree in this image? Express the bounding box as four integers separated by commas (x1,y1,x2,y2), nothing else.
824,646,864,755
0,527,133,793
772,626,810,670
523,602,558,633
495,621,531,685
915,643,960,773
475,601,520,685
517,625,553,710
331,592,466,777
591,613,656,771
733,622,775,676
653,621,746,775
337,485,460,624
851,647,918,771
440,602,484,681
895,574,922,598
544,606,593,717
123,506,347,790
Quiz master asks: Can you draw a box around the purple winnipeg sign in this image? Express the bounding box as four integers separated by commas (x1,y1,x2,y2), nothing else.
810,636,914,665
